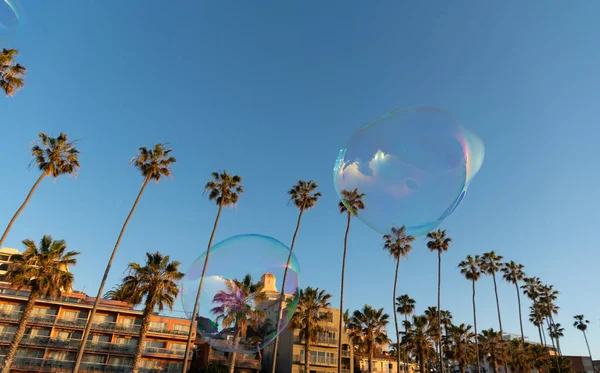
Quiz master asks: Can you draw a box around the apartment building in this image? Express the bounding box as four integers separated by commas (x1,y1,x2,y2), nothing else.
354,352,415,373
0,283,195,373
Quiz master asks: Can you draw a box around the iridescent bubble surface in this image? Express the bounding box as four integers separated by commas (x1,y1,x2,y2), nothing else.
181,234,300,354
334,107,484,236
0,0,20,41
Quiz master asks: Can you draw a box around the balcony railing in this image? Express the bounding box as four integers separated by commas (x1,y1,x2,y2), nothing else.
1,334,137,355
209,356,261,369
294,335,338,346
293,354,337,366
147,325,190,338
5,357,133,373
144,346,190,357
341,350,351,357
341,369,351,373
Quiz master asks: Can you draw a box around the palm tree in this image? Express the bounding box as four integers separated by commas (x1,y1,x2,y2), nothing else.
74,143,176,372
288,287,332,373
439,310,453,371
528,304,546,346
397,294,416,372
182,170,243,373
458,254,481,373
446,323,475,373
506,339,533,373
210,275,266,373
426,229,451,373
501,261,526,343
479,329,507,373
480,252,504,333
403,314,436,373
2,235,79,373
383,225,415,371
347,305,390,373
521,277,544,344
0,48,26,96
337,188,365,373
548,323,564,355
271,180,321,373
0,132,80,249
109,252,184,373
573,315,593,364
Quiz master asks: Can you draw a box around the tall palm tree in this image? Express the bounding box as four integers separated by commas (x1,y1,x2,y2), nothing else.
426,229,451,373
458,254,481,373
288,287,332,373
211,275,266,373
74,143,176,372
110,252,184,373
0,48,26,96
501,261,526,343
446,323,475,373
397,294,416,372
480,252,504,334
2,235,79,373
347,305,390,373
521,277,544,344
573,315,593,363
383,225,415,371
337,188,365,373
439,310,453,371
548,323,564,355
271,180,321,373
182,170,243,372
479,329,507,373
0,132,80,249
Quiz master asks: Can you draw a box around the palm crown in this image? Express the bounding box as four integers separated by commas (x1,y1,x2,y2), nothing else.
426,229,451,254
501,261,525,285
458,255,481,281
205,170,244,207
339,188,365,215
521,277,542,302
288,180,321,211
348,305,390,354
0,48,26,96
573,314,589,332
31,132,80,178
121,252,183,311
289,287,332,343
396,294,416,316
383,225,415,261
480,251,504,275
7,235,79,297
132,143,177,183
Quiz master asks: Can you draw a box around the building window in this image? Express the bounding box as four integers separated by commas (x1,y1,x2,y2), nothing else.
56,330,82,340
25,328,50,337
149,321,167,332
109,356,133,366
172,324,188,333
82,354,107,363
87,334,110,343
0,255,10,262
16,348,45,358
48,351,75,361
61,310,87,321
140,359,161,369
0,325,17,334
116,336,138,346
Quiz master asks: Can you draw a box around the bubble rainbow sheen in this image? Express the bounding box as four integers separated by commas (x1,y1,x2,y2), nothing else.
181,234,300,354
0,0,21,41
334,107,485,237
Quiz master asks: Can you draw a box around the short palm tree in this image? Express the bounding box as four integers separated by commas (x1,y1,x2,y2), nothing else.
0,48,26,96
426,229,451,373
74,143,176,372
383,225,415,371
337,188,365,373
479,329,507,373
548,323,564,355
403,314,435,373
182,170,243,372
396,294,416,371
271,180,321,373
2,236,79,373
573,315,593,364
521,276,544,344
288,287,332,373
439,310,453,367
110,252,184,373
347,305,390,373
458,254,481,373
446,323,475,373
211,275,266,373
0,132,80,249
501,261,526,343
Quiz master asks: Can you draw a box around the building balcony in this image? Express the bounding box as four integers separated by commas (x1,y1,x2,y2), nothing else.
293,354,337,366
0,333,137,355
209,355,261,370
294,335,338,346
341,369,351,373
341,350,351,358
90,321,141,335
146,325,190,339
143,346,190,358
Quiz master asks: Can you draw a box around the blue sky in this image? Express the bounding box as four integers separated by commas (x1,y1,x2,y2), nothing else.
2,0,599,357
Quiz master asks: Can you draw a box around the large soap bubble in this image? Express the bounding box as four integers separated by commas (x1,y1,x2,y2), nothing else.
334,107,484,236
181,234,300,354
0,0,21,41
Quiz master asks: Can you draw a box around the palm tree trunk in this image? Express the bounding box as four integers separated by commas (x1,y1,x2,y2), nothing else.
492,361,498,373
393,259,401,373
0,172,46,248
472,279,480,373
460,362,466,373
404,314,409,373
271,209,304,373
1,291,39,373
182,202,224,373
546,318,561,373
74,176,150,373
491,272,503,332
549,315,561,356
437,251,443,373
369,347,374,373
419,352,425,373
514,283,524,344
228,328,241,373
582,330,593,364
305,337,311,373
338,211,351,373
131,301,154,373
